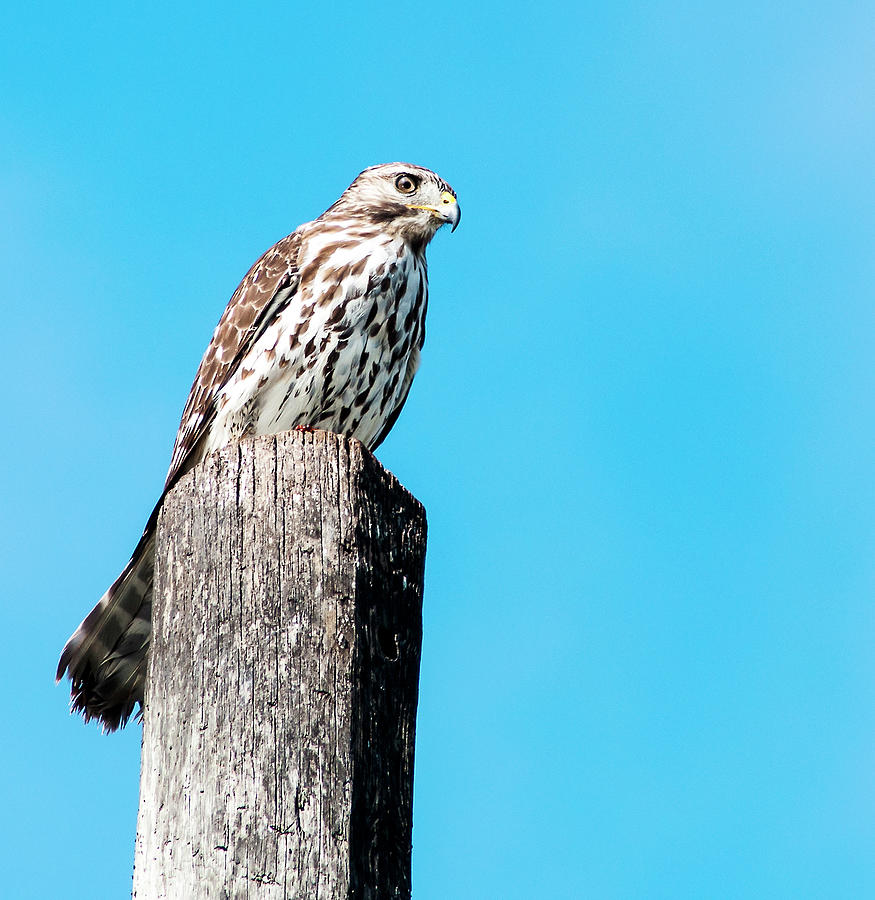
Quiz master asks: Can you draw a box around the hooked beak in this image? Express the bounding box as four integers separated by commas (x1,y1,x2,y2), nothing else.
407,190,461,232
439,190,461,232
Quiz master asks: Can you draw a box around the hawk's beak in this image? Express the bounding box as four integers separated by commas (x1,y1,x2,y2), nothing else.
439,191,461,232
407,191,461,232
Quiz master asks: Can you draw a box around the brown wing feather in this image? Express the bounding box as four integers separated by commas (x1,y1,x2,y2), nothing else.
165,229,303,488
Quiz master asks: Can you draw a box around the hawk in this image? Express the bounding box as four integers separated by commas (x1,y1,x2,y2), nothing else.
57,162,460,730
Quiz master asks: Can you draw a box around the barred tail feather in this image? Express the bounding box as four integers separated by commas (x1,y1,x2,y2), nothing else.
57,528,156,731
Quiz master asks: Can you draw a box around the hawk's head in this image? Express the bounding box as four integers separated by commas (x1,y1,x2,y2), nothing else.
327,162,460,249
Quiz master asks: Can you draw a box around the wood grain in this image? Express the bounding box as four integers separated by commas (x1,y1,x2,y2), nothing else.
132,429,426,899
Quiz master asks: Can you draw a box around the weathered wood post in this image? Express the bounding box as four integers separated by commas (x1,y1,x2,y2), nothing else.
132,429,426,899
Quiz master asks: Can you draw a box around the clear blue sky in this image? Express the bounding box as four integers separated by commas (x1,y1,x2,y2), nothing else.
2,2,873,897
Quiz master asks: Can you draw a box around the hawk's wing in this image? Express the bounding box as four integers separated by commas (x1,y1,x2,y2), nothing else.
56,228,304,728
165,229,303,488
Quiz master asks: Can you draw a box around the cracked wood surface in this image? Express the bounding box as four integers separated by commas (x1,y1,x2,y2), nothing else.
132,430,426,899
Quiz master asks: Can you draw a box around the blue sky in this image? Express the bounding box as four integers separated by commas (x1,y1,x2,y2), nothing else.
2,2,874,897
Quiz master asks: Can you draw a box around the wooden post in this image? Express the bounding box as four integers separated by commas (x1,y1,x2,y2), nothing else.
132,430,426,899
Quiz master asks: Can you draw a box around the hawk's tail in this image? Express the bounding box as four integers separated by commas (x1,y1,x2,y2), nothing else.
56,527,156,732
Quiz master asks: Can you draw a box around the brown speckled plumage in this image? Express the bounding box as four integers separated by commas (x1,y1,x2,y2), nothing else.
57,163,459,730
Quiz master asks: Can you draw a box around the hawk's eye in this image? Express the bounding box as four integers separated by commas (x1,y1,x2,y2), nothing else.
395,174,418,194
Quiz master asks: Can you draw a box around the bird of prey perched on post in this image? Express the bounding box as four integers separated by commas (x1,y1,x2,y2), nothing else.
57,162,460,731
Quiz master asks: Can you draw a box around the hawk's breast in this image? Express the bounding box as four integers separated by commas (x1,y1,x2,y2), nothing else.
206,232,427,453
